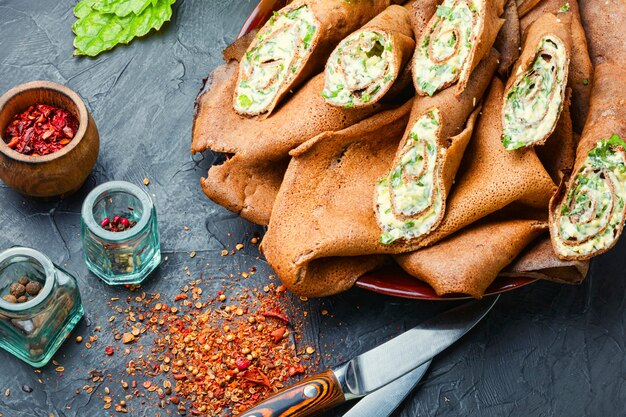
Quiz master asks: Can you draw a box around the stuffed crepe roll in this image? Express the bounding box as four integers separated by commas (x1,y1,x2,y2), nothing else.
374,50,498,245
501,13,571,151
322,5,415,108
234,0,391,117
549,63,626,260
412,0,505,96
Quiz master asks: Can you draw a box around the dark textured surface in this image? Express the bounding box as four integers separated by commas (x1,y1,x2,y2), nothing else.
0,1,624,416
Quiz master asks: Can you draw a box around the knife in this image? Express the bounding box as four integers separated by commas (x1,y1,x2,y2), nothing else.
342,360,431,417
240,296,498,417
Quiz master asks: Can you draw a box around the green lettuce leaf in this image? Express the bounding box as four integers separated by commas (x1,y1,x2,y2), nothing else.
92,0,155,17
72,0,175,57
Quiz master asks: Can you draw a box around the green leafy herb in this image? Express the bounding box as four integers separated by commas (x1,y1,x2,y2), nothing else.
380,233,395,245
72,0,176,57
237,94,253,109
420,80,437,96
436,5,454,20
558,2,570,12
582,78,589,86
588,134,626,167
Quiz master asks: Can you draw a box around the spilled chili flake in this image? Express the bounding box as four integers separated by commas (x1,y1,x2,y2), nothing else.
3,103,79,156
92,279,318,415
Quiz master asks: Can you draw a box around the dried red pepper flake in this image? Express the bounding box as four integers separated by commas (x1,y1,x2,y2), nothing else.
261,310,290,323
235,357,251,371
271,327,287,343
288,363,306,377
104,346,114,356
3,103,78,156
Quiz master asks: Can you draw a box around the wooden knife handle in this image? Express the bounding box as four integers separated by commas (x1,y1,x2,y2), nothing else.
239,370,345,417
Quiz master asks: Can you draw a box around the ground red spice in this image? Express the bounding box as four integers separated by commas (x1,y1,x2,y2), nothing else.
88,278,318,416
3,103,78,156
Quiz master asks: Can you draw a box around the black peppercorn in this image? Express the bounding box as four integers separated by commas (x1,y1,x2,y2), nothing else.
25,281,41,296
2,294,17,303
9,283,25,298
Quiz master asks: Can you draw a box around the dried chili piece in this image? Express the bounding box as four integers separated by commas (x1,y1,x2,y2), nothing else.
3,103,78,156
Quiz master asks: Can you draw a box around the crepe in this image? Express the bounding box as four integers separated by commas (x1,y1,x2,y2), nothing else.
233,0,392,117
322,5,415,108
374,49,499,245
412,0,505,96
503,237,589,284
536,88,576,184
579,0,626,66
516,0,541,17
200,155,287,226
261,103,413,297
521,0,593,134
493,0,521,78
417,78,556,247
395,217,547,298
192,61,383,162
501,13,571,150
549,63,626,260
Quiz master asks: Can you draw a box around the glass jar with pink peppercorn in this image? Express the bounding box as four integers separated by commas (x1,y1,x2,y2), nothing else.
80,181,161,285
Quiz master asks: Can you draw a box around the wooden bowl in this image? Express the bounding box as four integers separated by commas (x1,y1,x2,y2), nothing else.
0,81,99,198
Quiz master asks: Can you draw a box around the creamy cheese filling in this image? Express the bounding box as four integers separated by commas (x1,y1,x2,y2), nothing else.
502,36,567,150
322,30,395,107
554,136,626,257
375,109,443,244
413,0,481,96
234,6,318,115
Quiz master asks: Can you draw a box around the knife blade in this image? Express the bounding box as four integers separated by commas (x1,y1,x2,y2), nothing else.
342,360,431,417
239,295,498,417
337,295,498,398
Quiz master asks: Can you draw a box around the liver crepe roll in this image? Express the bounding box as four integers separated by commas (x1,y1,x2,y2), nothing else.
233,0,392,117
412,0,506,96
416,77,556,248
521,0,593,134
374,49,499,246
501,13,571,151
261,103,413,297
395,216,548,298
322,5,415,108
549,63,626,261
580,0,626,66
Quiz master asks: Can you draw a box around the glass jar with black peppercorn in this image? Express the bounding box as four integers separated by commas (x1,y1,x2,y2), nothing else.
0,247,84,367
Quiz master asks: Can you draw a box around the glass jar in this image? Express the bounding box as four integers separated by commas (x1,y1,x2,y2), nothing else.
0,247,84,367
81,181,161,285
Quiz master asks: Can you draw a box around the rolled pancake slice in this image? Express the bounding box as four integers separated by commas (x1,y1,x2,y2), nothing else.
261,103,413,297
516,0,541,17
521,0,593,134
395,217,547,298
418,78,556,247
200,154,288,226
501,13,571,151
234,0,391,117
502,237,589,284
374,50,498,245
193,60,383,161
322,5,415,108
549,63,626,260
412,0,505,96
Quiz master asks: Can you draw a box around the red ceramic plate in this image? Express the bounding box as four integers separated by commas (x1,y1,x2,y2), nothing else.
240,0,538,300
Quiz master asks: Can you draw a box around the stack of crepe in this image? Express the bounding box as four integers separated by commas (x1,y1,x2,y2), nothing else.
192,0,625,299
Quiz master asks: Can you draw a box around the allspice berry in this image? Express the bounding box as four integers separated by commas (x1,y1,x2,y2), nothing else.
17,296,28,303
9,283,26,298
2,295,17,304
25,281,41,296
18,276,29,286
